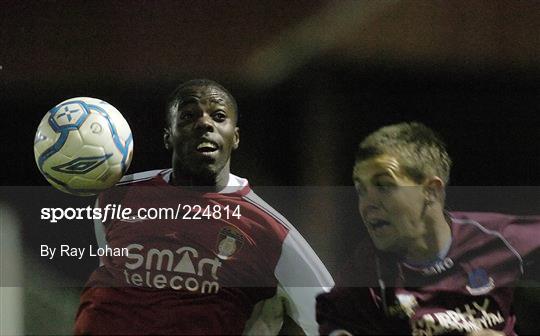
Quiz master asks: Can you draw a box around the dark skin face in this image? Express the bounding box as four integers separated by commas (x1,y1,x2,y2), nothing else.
163,85,239,189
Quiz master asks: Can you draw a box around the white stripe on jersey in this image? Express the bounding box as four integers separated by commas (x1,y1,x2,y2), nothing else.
242,190,333,285
241,190,334,335
218,173,248,194
242,191,294,231
273,233,334,335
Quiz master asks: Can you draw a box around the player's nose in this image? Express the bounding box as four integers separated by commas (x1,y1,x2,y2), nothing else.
194,112,214,133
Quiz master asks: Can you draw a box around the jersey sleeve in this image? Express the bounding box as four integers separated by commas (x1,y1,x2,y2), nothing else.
274,228,335,335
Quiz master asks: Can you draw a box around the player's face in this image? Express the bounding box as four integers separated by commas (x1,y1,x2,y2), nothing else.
353,155,429,253
165,85,239,181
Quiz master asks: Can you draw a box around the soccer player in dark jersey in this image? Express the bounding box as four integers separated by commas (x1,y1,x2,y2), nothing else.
75,79,333,335
316,122,539,336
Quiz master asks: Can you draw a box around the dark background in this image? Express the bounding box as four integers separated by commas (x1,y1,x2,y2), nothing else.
1,0,539,334
1,0,538,188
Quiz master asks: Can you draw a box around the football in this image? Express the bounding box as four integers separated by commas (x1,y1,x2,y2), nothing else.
34,97,133,196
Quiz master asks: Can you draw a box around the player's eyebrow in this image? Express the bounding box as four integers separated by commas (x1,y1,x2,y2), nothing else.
178,96,227,108
370,172,395,184
372,172,393,180
178,96,199,108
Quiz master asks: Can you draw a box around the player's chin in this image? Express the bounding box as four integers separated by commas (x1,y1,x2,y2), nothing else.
191,159,224,177
186,151,218,166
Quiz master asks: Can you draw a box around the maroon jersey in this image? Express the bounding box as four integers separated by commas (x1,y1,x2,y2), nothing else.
75,169,333,335
317,212,540,336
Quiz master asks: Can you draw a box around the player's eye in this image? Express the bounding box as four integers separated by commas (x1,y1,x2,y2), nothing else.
374,180,395,193
212,111,227,122
180,111,194,121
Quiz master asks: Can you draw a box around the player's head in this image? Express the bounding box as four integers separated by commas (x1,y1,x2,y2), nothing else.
352,122,452,253
164,79,240,185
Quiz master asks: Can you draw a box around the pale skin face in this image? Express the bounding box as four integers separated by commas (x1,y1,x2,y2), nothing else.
353,154,450,263
164,85,239,189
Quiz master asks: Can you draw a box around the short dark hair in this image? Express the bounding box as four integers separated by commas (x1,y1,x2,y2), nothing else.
355,122,452,183
166,79,238,127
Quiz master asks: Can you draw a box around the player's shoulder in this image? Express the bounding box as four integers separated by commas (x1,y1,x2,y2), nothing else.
240,189,294,233
450,211,538,232
451,211,515,231
116,168,171,186
451,211,540,260
449,212,512,250
238,187,311,252
449,211,539,253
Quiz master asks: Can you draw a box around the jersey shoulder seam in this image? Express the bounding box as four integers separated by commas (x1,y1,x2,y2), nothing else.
117,169,170,185
453,218,524,273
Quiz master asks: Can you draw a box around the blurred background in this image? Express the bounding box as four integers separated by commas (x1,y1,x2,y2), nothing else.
1,0,539,334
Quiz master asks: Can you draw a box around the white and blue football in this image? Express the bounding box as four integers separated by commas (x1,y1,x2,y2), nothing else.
34,97,133,196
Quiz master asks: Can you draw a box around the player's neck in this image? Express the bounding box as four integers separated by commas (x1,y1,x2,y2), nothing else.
404,212,452,265
170,167,230,192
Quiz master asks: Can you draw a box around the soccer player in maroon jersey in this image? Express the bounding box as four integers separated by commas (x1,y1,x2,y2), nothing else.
316,122,539,336
74,79,333,335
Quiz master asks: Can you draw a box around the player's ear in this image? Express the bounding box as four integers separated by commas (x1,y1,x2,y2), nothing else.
233,127,240,150
163,127,172,151
424,177,445,204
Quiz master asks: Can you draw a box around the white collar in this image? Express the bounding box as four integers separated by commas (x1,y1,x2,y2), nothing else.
162,170,248,194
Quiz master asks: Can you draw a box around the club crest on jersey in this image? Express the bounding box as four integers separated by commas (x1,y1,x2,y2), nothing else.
466,268,495,295
216,226,245,260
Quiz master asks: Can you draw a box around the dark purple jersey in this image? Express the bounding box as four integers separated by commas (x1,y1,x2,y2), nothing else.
317,212,540,336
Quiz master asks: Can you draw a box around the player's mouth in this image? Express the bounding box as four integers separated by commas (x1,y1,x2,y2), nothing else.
195,140,220,158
